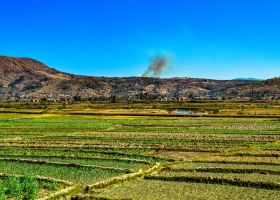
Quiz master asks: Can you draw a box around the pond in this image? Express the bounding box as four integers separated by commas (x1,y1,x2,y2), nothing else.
170,108,208,115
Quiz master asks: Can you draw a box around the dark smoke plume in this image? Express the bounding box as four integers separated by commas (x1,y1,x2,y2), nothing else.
142,56,168,78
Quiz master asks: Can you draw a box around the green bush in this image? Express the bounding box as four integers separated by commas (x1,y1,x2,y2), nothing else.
3,176,22,199
0,184,6,200
21,174,39,200
0,175,39,200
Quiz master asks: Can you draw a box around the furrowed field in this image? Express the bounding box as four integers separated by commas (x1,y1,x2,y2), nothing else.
0,102,279,199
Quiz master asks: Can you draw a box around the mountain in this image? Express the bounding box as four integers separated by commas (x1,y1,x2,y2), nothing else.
0,56,72,98
234,77,280,99
233,78,263,81
0,56,279,100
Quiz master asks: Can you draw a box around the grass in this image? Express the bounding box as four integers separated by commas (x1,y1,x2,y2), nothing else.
159,171,280,183
192,155,280,164
173,162,280,171
91,179,280,200
0,156,150,170
0,101,279,199
0,161,124,184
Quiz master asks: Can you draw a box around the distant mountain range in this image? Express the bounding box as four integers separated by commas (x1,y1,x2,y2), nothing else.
232,78,263,81
0,56,279,101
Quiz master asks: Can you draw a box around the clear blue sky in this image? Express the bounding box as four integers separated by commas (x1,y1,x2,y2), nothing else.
0,0,279,79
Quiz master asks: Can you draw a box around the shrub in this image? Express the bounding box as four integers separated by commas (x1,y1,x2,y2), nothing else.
0,175,39,200
0,184,5,200
21,174,39,200
3,176,22,199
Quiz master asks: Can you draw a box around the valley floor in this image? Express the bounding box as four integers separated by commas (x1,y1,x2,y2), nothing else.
0,102,279,199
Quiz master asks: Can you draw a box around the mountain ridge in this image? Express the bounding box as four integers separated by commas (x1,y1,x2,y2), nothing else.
0,56,279,100
232,78,263,81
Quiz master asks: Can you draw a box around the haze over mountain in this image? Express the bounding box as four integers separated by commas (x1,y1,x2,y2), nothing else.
0,56,279,101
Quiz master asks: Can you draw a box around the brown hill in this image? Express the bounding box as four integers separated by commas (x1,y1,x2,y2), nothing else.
234,77,280,99
0,56,279,100
0,56,71,98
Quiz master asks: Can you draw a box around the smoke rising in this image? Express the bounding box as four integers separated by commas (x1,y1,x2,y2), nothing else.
142,56,168,78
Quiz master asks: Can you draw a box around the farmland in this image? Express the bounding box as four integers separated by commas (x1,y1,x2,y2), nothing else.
0,101,279,199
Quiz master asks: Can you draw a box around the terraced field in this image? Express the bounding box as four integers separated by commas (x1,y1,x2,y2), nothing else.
0,113,279,199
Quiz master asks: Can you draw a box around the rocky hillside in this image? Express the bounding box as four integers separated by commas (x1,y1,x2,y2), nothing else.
0,56,71,97
234,77,280,99
0,56,279,100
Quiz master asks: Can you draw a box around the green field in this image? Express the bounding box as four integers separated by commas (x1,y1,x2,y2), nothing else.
0,102,279,199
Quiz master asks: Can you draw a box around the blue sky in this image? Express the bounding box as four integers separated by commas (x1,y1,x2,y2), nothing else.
0,0,279,79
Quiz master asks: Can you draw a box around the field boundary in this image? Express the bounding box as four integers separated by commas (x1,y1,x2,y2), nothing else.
37,185,82,200
85,162,162,192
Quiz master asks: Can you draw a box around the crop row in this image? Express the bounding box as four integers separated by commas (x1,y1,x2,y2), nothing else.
145,175,280,190
193,155,280,163
0,154,150,164
33,132,280,141
159,170,280,184
0,138,268,146
0,147,168,162
0,158,133,172
25,137,279,145
0,173,72,186
2,126,279,136
87,179,280,200
165,167,280,175
0,160,124,184
222,153,280,158
0,143,230,153
0,155,150,171
192,160,280,166
174,162,280,171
